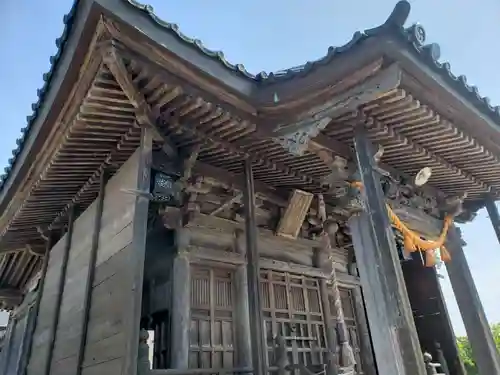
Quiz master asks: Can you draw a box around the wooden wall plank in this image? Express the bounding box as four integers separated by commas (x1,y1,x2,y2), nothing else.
44,206,76,375
123,127,152,375
26,230,68,375
79,147,146,375
26,148,144,375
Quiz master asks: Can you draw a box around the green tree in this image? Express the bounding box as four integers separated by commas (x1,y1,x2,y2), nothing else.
456,323,500,374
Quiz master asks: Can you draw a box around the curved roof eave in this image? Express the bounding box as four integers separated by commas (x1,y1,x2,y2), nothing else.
2,0,500,202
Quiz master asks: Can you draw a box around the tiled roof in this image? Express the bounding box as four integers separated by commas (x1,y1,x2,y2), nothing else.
1,0,499,193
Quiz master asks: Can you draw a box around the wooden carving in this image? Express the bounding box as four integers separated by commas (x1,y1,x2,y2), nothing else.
380,175,440,218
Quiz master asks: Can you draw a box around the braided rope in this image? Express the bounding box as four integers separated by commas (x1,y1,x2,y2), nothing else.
351,181,453,267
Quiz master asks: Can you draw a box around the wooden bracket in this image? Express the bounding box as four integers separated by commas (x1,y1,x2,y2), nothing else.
101,42,178,158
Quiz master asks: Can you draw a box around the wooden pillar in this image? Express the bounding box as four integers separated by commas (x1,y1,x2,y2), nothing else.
445,226,500,374
348,123,426,375
243,158,266,375
352,287,377,375
1,316,15,375
76,169,108,375
233,229,253,368
20,231,55,375
124,126,154,375
170,228,191,369
484,195,500,245
44,204,75,375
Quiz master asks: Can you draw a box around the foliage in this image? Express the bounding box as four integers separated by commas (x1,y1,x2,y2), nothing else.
456,323,500,375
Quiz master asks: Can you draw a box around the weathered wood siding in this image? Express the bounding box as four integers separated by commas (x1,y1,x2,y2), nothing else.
50,200,97,374
26,232,68,375
81,149,139,375
26,149,142,375
185,215,350,272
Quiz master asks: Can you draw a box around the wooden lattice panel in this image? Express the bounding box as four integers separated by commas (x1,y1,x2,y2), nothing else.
260,270,327,370
190,267,235,369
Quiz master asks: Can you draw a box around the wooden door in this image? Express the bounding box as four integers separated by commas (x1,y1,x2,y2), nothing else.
189,267,235,369
260,270,328,370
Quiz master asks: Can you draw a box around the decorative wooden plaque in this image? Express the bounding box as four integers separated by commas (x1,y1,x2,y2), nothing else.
276,189,314,240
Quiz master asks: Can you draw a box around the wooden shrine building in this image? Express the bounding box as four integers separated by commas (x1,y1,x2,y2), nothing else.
1,1,500,374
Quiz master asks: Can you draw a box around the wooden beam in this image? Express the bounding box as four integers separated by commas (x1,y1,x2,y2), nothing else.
165,113,318,187
44,205,75,375
153,147,287,208
25,243,45,257
232,229,253,368
0,288,22,301
243,159,266,375
20,232,54,375
366,113,496,195
484,195,500,245
123,126,154,375
106,45,319,189
102,42,178,158
271,63,402,137
445,226,500,374
170,228,191,369
350,123,426,375
209,193,243,216
390,202,443,238
76,169,108,375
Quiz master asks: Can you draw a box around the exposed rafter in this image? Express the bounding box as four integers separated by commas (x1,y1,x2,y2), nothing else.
271,64,402,156
48,124,140,230
101,41,178,158
363,112,498,195
0,288,23,303
101,44,327,191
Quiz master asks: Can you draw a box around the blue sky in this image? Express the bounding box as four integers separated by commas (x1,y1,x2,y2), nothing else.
1,0,499,335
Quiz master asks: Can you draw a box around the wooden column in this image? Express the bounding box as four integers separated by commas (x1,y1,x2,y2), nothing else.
123,126,154,375
233,229,253,368
20,231,55,375
445,226,500,374
170,228,191,369
76,169,108,375
352,287,377,375
349,123,426,375
484,195,500,245
44,204,75,375
1,316,15,375
243,158,266,375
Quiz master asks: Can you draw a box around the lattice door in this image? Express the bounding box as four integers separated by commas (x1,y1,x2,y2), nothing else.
189,267,235,369
329,287,364,374
260,270,328,371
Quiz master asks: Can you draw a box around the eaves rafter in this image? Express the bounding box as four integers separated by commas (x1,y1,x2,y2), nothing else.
101,45,329,191
364,112,498,195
